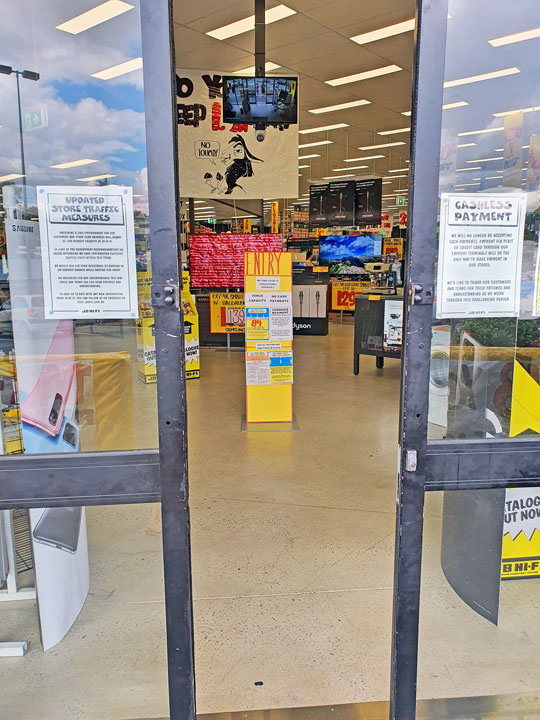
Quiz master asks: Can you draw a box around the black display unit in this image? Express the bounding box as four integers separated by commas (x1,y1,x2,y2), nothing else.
353,294,403,373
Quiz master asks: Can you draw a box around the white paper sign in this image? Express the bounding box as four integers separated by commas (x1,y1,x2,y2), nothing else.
37,185,138,319
176,69,298,199
436,193,527,318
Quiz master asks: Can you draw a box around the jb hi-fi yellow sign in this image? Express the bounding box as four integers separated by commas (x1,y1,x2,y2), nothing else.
502,360,540,578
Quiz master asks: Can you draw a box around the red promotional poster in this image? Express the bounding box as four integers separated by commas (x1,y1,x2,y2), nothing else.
189,234,282,287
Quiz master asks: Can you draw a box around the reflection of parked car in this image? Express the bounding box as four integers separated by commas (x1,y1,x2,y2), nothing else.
0,295,46,338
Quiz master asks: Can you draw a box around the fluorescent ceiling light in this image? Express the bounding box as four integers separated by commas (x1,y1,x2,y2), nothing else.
383,174,408,179
298,164,310,169
350,18,415,46
206,4,296,40
299,123,349,134
402,100,468,117
458,126,504,137
382,181,392,184
457,142,477,148
309,99,370,114
456,166,482,171
344,155,385,162
56,0,133,34
322,174,354,179
326,64,401,87
0,173,24,182
485,176,502,180
194,206,213,210
233,61,281,75
298,140,333,149
444,67,520,88
494,146,529,151
193,200,206,204
378,127,410,136
455,182,481,187
76,173,117,181
466,156,503,163
389,167,409,173
489,26,540,47
359,141,405,150
493,105,540,118
50,158,98,169
443,101,469,110
332,165,369,171
92,57,142,80
298,154,320,160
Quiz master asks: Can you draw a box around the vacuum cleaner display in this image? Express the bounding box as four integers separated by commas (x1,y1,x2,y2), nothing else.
292,266,329,335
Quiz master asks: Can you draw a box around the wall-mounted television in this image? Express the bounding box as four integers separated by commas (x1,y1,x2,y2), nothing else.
318,234,383,275
222,76,298,124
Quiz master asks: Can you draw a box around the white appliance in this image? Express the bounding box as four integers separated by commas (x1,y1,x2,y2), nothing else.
428,325,451,428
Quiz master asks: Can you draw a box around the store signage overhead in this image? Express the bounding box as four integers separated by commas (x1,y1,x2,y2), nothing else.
176,69,298,199
436,192,527,318
309,178,383,228
36,186,138,320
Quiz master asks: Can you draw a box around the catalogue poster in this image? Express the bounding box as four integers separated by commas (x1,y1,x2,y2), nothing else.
436,193,526,318
383,300,403,351
502,487,540,579
36,185,138,319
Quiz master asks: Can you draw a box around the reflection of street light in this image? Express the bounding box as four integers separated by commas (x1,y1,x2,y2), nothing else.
0,65,40,211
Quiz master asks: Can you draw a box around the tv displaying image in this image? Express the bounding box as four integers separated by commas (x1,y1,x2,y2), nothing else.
319,234,383,275
223,77,298,124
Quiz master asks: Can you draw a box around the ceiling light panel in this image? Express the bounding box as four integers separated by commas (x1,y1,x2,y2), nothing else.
50,158,98,169
326,64,402,87
76,173,117,181
344,155,385,162
456,166,482,171
298,140,333,149
322,174,354,179
206,4,296,40
299,123,349,134
332,165,368,171
493,105,540,117
92,57,142,80
389,168,409,172
309,99,371,114
457,142,477,148
359,141,406,150
402,101,469,117
0,173,24,182
233,61,281,75
489,26,540,47
458,127,504,137
298,154,320,159
466,156,503,163
56,0,133,34
350,19,415,46
378,127,410,136
298,164,310,169
444,67,520,88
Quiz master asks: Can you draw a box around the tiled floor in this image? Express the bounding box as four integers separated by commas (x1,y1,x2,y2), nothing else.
2,325,540,719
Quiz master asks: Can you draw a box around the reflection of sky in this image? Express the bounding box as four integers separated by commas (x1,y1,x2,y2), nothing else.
443,0,540,204
0,0,147,196
320,235,379,260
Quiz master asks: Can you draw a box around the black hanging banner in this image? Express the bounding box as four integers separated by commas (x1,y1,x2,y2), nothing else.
309,182,330,227
355,178,382,226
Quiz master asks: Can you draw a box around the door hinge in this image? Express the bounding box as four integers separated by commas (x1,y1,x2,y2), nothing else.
405,450,418,472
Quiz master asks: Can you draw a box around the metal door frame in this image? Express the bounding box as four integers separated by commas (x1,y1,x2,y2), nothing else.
391,1,540,717
0,1,196,717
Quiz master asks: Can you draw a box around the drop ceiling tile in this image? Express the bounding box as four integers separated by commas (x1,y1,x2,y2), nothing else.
224,14,327,52
173,0,252,27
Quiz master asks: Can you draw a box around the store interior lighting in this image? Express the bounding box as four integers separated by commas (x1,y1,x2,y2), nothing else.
332,165,369,171
298,154,320,160
298,140,333,149
350,18,415,46
0,173,24,182
91,57,142,80
50,158,98,169
378,127,410,136
206,4,296,40
299,123,349,134
444,67,520,88
466,157,503,163
344,155,385,162
358,141,405,150
325,64,402,87
458,127,504,137
309,99,371,114
56,0,134,34
76,173,117,181
489,26,540,47
233,61,281,75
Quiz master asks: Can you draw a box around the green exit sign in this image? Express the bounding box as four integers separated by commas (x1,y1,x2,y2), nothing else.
23,107,48,131
397,197,406,206
208,218,216,224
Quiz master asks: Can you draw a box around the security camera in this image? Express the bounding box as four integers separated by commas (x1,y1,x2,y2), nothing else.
255,128,266,142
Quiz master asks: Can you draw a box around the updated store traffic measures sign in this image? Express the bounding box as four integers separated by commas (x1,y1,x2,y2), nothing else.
436,193,526,318
36,186,138,319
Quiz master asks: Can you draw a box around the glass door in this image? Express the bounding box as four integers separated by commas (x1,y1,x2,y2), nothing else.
0,1,194,718
394,0,540,717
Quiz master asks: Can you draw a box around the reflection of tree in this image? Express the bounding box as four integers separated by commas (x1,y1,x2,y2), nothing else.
450,318,540,348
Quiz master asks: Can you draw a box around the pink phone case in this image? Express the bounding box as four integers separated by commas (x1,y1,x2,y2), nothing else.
21,320,75,437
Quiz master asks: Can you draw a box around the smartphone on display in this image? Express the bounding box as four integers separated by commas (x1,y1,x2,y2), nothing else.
21,320,75,437
32,507,82,554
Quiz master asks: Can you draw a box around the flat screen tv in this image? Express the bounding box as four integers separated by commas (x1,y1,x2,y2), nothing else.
319,234,383,276
223,76,298,124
